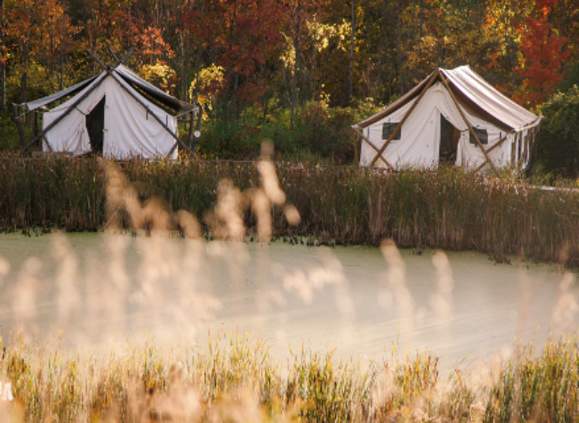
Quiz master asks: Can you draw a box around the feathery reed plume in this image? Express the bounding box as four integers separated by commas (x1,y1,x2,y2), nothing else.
283,204,301,226
0,257,10,288
380,240,415,334
205,179,246,241
52,232,80,330
249,142,301,242
282,247,350,311
175,210,202,239
11,258,41,338
257,142,286,206
430,251,454,322
515,267,533,340
248,188,272,242
101,158,144,230
551,272,578,334
141,197,173,234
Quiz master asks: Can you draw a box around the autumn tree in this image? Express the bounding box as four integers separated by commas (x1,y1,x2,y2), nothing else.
3,0,78,103
184,0,289,116
515,0,571,105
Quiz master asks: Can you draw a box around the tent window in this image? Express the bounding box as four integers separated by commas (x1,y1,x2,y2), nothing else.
469,128,488,145
382,122,401,141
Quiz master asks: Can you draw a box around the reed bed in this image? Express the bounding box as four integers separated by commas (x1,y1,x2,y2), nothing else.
0,337,576,422
0,155,577,265
0,153,576,422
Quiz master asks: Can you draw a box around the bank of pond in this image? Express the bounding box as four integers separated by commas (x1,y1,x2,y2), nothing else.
0,156,577,266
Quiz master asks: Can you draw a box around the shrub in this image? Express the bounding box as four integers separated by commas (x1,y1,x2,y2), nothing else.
196,98,382,163
533,85,579,179
0,114,23,150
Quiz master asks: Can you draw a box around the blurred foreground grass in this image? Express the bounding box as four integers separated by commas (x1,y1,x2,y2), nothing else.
0,337,576,422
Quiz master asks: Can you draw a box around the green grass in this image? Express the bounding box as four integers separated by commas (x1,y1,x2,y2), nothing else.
0,155,577,265
0,337,576,422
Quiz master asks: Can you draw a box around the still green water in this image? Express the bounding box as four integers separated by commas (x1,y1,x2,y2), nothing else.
0,233,576,370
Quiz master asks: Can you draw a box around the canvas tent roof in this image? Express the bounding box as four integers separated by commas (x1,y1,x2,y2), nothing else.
22,64,192,114
114,64,192,113
356,66,539,132
24,75,99,111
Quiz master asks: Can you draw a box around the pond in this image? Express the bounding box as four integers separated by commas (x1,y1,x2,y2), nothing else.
0,233,576,371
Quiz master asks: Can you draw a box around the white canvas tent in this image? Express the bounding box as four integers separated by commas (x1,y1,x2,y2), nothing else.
21,64,193,159
353,66,541,174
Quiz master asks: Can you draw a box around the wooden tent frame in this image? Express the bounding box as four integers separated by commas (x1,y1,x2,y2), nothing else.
357,69,506,176
20,52,199,157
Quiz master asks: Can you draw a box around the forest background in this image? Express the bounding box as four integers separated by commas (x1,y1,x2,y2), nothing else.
0,0,577,178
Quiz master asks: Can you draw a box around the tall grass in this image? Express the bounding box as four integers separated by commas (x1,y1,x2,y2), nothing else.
0,338,576,422
0,154,577,265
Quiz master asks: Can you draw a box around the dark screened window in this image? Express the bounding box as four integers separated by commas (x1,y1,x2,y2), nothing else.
469,128,488,145
382,122,401,141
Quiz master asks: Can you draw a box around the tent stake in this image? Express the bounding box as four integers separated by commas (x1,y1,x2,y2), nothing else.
438,70,499,176
369,71,438,168
186,109,194,147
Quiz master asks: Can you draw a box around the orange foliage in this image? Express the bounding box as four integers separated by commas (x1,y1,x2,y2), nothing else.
137,26,175,61
515,0,570,106
185,0,289,104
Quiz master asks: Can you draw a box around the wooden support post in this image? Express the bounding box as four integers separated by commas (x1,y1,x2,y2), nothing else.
369,70,438,167
11,104,26,151
186,109,194,148
353,126,395,170
189,103,203,152
42,135,54,153
438,70,499,176
474,133,510,173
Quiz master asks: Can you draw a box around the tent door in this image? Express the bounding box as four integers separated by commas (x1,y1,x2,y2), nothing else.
439,114,460,165
86,96,106,154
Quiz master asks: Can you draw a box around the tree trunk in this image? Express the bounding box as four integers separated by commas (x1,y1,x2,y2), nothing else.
348,0,356,105
0,0,5,112
10,109,26,151
0,61,5,113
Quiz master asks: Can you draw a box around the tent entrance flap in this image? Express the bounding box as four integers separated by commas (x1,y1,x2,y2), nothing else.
439,114,460,165
86,96,106,154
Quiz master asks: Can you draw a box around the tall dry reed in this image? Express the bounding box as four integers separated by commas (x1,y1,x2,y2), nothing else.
0,155,577,265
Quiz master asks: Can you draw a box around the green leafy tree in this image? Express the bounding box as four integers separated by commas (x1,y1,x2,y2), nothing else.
533,85,579,178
